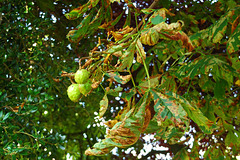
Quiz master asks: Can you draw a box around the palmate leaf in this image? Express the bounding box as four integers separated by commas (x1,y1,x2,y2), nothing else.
176,55,238,83
190,7,240,47
150,89,188,126
150,89,213,134
176,95,214,134
85,94,150,156
149,89,189,143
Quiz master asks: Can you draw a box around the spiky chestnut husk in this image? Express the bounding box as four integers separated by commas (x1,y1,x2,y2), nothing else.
79,81,92,96
67,84,81,102
75,69,90,84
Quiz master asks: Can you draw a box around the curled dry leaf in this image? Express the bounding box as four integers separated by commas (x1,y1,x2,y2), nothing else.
161,31,194,51
91,81,101,89
152,20,184,33
85,96,151,156
111,26,134,41
104,120,119,128
140,28,160,46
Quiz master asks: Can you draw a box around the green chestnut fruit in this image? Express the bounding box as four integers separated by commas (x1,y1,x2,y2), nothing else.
67,84,81,102
75,69,90,84
79,81,92,96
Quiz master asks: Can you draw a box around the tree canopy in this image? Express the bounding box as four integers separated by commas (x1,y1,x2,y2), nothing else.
0,0,240,159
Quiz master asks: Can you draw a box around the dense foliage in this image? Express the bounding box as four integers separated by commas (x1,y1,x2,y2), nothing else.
0,0,240,159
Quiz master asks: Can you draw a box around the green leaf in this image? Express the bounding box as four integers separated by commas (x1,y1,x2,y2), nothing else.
121,88,137,101
173,148,190,160
180,98,213,134
107,86,123,97
214,78,228,99
90,0,100,7
3,112,10,121
99,94,108,118
151,15,166,25
65,2,90,20
225,130,239,146
123,10,131,27
227,25,240,54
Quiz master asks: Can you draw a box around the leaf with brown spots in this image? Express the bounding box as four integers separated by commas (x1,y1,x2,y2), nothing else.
105,72,131,84
85,94,150,156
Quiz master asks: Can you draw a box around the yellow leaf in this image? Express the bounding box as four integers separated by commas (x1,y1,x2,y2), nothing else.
235,79,240,87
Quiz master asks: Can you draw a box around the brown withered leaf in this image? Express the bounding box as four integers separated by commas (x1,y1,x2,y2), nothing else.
104,120,119,128
99,94,108,118
91,81,101,89
4,102,25,113
106,72,131,84
111,26,133,41
161,31,194,51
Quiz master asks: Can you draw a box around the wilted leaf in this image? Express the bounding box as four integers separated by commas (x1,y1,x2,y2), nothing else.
150,89,188,126
211,13,228,43
140,28,160,46
141,9,156,14
148,8,173,24
161,31,194,51
85,94,150,155
65,2,90,20
136,39,146,64
117,49,134,71
99,94,108,118
153,20,183,32
106,72,131,84
104,120,119,128
99,12,124,30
